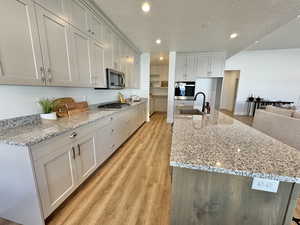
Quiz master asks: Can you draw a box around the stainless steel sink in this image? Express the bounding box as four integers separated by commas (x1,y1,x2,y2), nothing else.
179,109,204,115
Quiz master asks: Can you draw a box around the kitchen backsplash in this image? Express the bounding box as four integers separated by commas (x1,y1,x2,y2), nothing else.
0,85,143,120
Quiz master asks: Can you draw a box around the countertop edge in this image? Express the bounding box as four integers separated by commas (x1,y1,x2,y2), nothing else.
0,100,147,147
170,161,300,184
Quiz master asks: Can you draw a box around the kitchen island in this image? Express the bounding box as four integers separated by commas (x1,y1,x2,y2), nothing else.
170,112,300,225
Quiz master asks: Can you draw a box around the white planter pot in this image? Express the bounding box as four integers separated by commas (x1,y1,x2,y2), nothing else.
40,112,57,120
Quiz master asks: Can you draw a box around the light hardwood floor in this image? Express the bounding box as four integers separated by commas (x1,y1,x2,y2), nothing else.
46,113,171,225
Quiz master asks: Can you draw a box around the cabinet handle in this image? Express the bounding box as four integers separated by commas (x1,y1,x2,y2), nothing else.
46,68,52,82
69,132,77,139
72,147,76,159
0,60,3,75
77,144,81,156
40,67,46,83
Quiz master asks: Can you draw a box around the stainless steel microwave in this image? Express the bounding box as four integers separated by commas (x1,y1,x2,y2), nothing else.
106,68,125,89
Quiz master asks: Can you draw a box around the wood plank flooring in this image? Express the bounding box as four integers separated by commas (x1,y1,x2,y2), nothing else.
46,113,172,225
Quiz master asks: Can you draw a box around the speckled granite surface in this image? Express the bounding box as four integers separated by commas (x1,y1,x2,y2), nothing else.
171,112,300,183
0,100,147,147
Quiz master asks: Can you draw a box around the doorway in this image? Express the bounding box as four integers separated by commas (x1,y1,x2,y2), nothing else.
149,52,169,116
220,70,240,114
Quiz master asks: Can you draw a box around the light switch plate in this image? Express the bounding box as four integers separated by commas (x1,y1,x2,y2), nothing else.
251,178,279,193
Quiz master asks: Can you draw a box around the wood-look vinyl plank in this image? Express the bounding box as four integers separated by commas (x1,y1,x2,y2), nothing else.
47,113,171,225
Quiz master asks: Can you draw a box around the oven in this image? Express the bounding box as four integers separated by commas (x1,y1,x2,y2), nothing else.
175,82,195,100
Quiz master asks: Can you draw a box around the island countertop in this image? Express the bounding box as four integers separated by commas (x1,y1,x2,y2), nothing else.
170,112,300,183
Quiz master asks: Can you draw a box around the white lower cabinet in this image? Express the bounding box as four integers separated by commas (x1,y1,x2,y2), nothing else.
74,133,97,183
32,102,147,219
33,137,78,218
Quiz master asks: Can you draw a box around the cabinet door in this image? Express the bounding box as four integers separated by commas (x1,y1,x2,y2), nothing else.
36,5,74,86
34,143,77,217
95,124,115,166
175,54,187,81
112,34,120,70
186,54,197,80
89,13,103,43
0,0,44,85
119,40,127,74
103,25,113,70
75,134,97,183
132,53,140,88
194,54,210,77
70,26,92,87
209,53,225,77
90,40,106,88
68,0,89,33
35,0,69,21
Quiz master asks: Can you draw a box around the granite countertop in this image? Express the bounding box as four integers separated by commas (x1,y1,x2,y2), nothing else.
171,111,300,183
0,100,147,147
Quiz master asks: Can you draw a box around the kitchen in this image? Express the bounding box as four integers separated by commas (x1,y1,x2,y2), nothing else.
1,0,300,225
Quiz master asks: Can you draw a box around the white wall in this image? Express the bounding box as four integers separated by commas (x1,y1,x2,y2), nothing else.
220,71,240,112
0,55,150,120
226,49,300,115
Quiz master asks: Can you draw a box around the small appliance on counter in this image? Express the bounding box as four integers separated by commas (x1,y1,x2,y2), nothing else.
175,81,195,100
131,95,141,102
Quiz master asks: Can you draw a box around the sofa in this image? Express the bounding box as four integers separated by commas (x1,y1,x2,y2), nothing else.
253,106,300,150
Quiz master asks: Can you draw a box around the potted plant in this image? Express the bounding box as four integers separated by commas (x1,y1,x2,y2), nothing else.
38,98,57,120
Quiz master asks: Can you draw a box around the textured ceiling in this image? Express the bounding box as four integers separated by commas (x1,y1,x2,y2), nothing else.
93,0,300,57
248,17,300,51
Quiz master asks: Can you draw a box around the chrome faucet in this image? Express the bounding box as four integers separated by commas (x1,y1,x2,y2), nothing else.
194,92,206,112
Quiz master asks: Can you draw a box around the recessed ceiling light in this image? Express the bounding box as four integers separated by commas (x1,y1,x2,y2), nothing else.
156,39,162,44
297,15,300,18
255,41,260,44
230,33,239,39
159,56,164,61
141,1,151,13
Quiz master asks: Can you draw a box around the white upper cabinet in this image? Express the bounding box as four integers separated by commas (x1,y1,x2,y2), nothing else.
0,0,140,88
34,0,69,21
175,52,225,81
0,0,44,85
133,53,140,88
119,40,127,74
70,26,92,87
209,53,225,77
112,33,120,70
90,40,106,88
36,5,74,86
67,0,89,34
175,54,187,81
88,13,103,43
103,25,113,70
194,54,210,77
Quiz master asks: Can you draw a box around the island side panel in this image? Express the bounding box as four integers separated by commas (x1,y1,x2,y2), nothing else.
171,167,294,225
0,144,45,225
284,184,300,225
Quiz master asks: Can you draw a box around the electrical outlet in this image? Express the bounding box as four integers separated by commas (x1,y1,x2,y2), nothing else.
251,178,279,193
